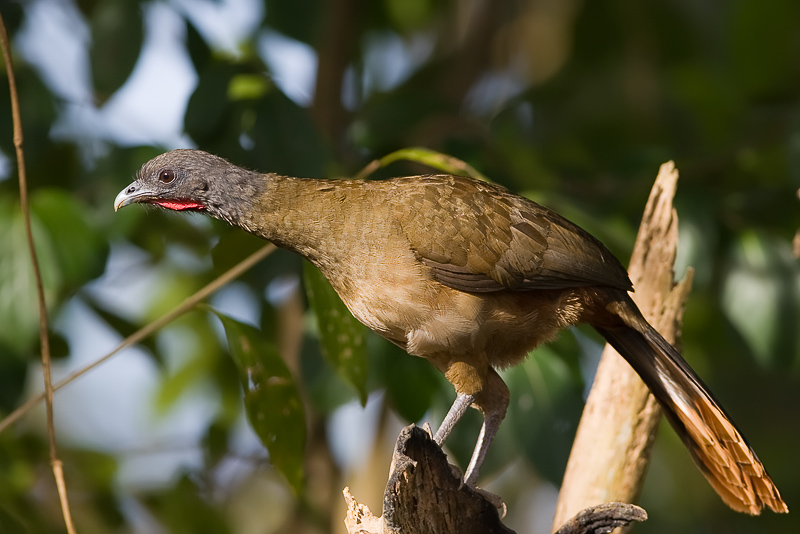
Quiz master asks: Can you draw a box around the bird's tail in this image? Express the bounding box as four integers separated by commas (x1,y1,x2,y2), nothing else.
594,307,787,515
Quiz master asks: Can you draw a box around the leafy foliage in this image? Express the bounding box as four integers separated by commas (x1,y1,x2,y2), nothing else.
303,262,368,406
210,307,306,494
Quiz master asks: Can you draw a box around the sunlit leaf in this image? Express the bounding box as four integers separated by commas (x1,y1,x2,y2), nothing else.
0,195,60,354
354,146,489,182
0,187,101,368
386,0,432,31
229,74,271,101
207,307,305,493
303,262,368,405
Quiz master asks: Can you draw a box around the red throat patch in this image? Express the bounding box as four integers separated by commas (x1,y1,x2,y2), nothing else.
154,199,206,211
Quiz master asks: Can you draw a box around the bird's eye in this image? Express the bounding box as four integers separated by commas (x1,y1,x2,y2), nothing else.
159,169,176,183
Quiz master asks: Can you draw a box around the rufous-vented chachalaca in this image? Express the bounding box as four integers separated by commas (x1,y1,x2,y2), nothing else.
115,149,787,515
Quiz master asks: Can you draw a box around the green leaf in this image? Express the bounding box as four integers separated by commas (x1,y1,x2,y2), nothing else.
207,308,305,493
300,334,359,415
0,189,107,357
228,74,271,101
354,147,489,182
374,339,440,423
0,195,60,354
30,189,109,293
386,0,433,31
303,262,368,405
0,342,29,412
185,19,212,73
185,64,240,143
88,0,143,103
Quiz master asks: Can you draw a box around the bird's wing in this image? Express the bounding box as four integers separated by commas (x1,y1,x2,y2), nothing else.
390,175,633,293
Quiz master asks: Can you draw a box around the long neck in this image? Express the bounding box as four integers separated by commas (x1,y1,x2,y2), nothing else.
228,174,371,269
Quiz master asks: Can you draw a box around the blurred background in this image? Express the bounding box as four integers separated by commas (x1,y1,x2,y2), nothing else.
0,0,798,532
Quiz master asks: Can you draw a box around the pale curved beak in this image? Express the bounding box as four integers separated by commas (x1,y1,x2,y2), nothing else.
114,183,152,211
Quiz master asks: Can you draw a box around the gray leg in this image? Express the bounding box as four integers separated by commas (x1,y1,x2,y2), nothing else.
463,408,503,486
433,370,509,487
433,393,475,445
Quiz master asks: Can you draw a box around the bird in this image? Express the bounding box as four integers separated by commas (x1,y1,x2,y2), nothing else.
115,149,787,515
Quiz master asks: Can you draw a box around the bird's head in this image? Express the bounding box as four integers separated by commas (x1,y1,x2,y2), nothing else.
114,149,231,212
115,149,265,225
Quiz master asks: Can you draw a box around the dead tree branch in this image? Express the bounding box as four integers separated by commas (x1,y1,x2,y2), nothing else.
553,162,691,530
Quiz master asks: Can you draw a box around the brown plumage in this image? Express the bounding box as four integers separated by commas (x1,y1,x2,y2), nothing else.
115,149,787,514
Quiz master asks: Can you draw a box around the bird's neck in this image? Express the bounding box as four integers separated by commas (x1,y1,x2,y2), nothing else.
231,175,370,268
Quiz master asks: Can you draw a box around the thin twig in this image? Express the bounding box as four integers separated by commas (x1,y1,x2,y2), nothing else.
0,244,277,434
0,13,76,534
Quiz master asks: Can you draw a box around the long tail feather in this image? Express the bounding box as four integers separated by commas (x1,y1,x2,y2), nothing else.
595,310,787,515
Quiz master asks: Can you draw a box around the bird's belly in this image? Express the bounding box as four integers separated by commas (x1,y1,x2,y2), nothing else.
335,269,579,371
323,257,479,351
315,233,586,370
404,289,575,369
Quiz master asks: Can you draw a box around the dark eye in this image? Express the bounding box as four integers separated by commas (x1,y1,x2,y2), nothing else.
159,169,176,183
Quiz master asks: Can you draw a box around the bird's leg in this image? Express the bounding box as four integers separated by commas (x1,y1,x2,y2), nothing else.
463,408,504,486
433,393,475,445
434,365,510,486
463,369,510,486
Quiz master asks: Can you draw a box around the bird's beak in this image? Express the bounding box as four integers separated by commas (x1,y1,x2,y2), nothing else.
114,182,152,211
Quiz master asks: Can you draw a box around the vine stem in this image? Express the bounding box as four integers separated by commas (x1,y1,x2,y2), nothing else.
0,12,76,534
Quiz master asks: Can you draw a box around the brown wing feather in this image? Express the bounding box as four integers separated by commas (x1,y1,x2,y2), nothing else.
390,174,632,293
